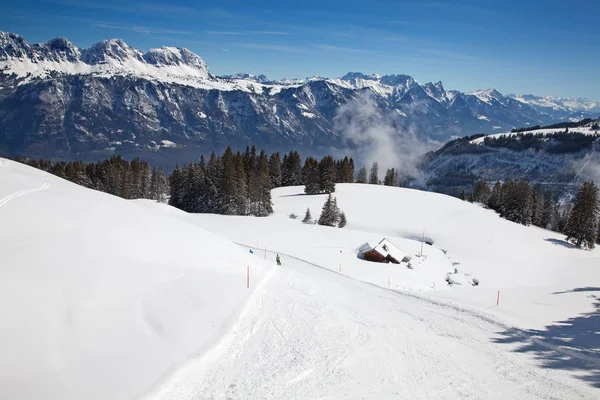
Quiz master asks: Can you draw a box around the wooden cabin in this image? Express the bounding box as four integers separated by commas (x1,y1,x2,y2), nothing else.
359,238,406,264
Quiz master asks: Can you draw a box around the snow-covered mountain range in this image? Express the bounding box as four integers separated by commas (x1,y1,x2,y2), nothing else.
1,31,598,165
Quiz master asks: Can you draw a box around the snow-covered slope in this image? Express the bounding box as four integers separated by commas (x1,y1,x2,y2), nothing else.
0,158,271,400
2,161,599,399
151,183,600,398
512,94,600,121
470,125,599,144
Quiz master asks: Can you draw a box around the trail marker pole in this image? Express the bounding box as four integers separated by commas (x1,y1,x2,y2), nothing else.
247,266,250,289
264,246,266,260
496,290,500,306
420,229,425,257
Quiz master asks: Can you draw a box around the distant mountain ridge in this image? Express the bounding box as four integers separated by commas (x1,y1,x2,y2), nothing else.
0,31,598,166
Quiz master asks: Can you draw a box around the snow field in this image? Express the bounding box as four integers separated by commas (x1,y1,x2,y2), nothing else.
0,159,272,400
471,126,598,144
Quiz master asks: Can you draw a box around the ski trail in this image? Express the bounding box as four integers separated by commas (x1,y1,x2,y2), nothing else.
142,243,598,400
0,175,50,208
140,263,278,400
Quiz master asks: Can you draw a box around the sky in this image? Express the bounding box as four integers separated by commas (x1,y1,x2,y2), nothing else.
1,0,599,100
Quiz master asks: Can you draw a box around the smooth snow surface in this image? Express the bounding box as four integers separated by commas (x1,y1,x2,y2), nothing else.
2,163,599,399
0,159,271,400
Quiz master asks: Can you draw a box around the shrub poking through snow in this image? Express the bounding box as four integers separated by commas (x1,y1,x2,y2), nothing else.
302,208,312,223
289,213,298,219
338,211,347,228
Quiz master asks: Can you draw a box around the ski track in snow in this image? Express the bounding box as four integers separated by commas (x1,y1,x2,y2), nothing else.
142,245,598,400
0,162,50,208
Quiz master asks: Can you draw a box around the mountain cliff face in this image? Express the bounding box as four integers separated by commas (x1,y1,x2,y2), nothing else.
1,31,598,167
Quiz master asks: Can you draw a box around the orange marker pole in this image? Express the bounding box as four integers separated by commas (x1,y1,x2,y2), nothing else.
496,290,500,306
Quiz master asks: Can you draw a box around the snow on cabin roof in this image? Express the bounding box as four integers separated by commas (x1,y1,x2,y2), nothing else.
361,238,406,263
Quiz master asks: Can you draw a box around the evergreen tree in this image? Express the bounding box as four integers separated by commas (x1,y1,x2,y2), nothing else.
205,152,222,213
531,184,544,227
557,204,571,233
318,155,337,194
472,179,491,204
356,167,368,183
234,153,249,215
459,189,467,201
168,164,184,209
338,211,347,228
302,207,312,223
500,180,532,225
487,181,503,211
281,151,303,186
303,157,321,195
383,168,398,186
219,147,238,215
564,181,599,249
541,191,556,230
318,194,340,227
368,162,379,184
256,150,273,216
268,152,282,188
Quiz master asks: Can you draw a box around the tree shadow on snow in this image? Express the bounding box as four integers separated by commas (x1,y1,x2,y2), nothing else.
552,287,600,295
493,294,600,388
544,237,579,249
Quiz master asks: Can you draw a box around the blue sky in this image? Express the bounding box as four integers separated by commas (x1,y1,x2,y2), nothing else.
1,0,598,100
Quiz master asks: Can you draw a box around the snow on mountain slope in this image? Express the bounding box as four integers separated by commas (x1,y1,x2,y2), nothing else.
194,184,600,329
470,125,599,144
0,158,271,400
144,184,600,399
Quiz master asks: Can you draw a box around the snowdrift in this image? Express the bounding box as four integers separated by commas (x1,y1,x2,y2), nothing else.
0,158,271,400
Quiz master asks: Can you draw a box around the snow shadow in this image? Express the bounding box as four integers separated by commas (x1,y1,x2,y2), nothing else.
552,287,600,295
493,294,600,388
543,238,578,249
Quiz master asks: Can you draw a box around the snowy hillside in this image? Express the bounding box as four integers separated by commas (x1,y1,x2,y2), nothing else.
0,158,271,400
471,125,599,145
2,161,599,399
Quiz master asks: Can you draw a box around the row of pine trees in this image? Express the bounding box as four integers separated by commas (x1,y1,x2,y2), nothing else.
13,156,168,202
14,152,599,248
461,179,600,249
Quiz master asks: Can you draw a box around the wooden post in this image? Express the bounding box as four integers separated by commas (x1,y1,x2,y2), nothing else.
496,290,500,306
247,266,250,289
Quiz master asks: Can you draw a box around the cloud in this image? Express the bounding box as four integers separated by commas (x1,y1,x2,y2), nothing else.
94,23,191,35
221,48,230,52
232,43,309,53
332,92,435,183
570,152,600,186
205,30,291,36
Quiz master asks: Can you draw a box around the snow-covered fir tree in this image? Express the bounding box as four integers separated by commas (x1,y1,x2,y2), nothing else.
368,162,379,184
318,155,337,194
318,194,341,227
268,152,282,189
564,181,599,249
303,157,321,194
356,167,368,184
